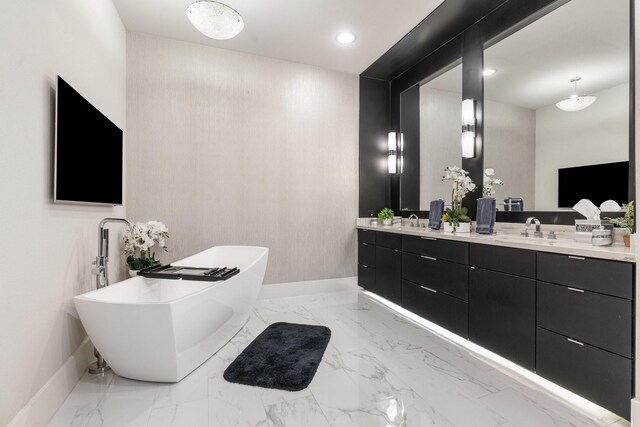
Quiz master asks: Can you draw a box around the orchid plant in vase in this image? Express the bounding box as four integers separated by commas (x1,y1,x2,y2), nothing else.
122,221,169,272
483,168,504,198
441,166,476,232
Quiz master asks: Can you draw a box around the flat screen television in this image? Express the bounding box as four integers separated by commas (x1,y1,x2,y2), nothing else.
558,161,629,208
54,76,123,205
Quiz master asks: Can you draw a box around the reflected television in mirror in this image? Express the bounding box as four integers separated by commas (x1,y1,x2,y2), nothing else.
558,161,629,208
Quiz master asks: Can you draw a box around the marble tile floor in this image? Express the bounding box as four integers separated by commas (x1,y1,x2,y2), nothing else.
48,285,630,427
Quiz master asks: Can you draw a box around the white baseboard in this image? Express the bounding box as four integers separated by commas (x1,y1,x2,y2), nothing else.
259,276,358,299
631,398,640,426
8,338,93,427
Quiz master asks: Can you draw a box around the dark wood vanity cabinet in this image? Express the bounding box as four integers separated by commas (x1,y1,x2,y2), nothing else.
357,229,635,419
536,253,634,419
402,235,470,338
357,229,376,292
375,231,402,303
357,229,402,302
469,244,537,370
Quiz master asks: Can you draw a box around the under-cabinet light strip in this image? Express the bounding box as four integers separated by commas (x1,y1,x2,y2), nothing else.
361,290,619,421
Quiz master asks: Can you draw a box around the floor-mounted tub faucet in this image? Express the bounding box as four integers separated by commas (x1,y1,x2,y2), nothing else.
89,218,134,374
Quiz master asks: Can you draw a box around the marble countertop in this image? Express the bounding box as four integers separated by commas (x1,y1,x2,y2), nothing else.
356,219,636,263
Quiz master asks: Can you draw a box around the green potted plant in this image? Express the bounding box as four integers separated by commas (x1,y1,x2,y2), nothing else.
606,201,634,247
441,206,471,233
378,208,394,226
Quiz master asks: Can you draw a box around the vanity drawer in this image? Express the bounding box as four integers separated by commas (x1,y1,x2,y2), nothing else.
358,228,376,245
402,252,468,300
470,244,535,278
536,327,631,419
358,264,376,293
537,281,632,358
402,280,468,338
358,243,376,267
537,253,633,299
402,235,469,265
376,231,402,250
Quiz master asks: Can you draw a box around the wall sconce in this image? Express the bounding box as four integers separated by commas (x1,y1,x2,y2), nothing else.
461,98,476,159
399,133,404,174
388,132,397,174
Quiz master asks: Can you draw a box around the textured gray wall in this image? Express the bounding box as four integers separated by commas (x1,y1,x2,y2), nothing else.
126,33,359,284
484,99,536,209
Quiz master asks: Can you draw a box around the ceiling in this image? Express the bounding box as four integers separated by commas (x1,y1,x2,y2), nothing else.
424,0,629,110
112,0,445,75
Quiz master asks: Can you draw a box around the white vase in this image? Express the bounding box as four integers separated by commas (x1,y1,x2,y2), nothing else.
444,222,471,233
382,218,392,226
129,269,139,277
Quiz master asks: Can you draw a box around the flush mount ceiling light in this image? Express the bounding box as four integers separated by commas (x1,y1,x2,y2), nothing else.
556,77,597,112
483,68,497,76
186,1,244,40
336,32,356,44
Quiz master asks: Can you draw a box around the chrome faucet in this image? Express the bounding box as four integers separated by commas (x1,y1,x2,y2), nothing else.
89,218,134,375
408,214,419,227
92,218,134,289
522,217,543,238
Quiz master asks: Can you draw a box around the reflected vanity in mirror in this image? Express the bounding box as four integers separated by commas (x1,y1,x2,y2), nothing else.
484,0,630,212
398,0,632,222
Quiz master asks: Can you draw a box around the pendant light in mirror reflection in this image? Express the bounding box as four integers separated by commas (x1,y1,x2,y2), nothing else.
186,1,244,40
461,99,476,158
556,77,597,112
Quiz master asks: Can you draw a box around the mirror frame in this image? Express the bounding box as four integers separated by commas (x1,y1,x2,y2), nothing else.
391,0,635,224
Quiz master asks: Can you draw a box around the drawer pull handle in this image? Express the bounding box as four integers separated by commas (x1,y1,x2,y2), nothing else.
421,237,437,241
362,243,368,246
361,264,368,268
420,286,438,293
567,287,585,293
394,250,399,253
470,266,476,270
567,338,584,346
420,255,437,261
568,256,586,260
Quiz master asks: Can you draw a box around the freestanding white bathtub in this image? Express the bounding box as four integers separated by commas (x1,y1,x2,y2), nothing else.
74,246,268,382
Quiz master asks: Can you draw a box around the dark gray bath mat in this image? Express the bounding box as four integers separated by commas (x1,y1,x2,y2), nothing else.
223,322,331,391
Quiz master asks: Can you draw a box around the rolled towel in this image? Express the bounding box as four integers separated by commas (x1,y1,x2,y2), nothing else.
476,197,496,235
428,199,445,230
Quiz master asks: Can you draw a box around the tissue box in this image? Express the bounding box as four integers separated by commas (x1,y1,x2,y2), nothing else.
575,220,613,243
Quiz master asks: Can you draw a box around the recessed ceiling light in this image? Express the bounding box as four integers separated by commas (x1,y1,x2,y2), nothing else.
336,32,356,45
186,1,244,40
483,68,497,76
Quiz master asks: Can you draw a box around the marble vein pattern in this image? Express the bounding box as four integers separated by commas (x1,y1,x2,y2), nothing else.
48,284,628,427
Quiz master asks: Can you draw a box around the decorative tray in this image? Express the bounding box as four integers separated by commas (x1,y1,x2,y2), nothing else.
138,264,240,282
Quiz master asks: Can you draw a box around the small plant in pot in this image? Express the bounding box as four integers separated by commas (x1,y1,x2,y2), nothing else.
441,206,472,233
122,221,169,275
378,208,394,226
606,201,634,247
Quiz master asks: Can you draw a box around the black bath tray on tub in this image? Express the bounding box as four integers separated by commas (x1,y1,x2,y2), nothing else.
138,264,240,282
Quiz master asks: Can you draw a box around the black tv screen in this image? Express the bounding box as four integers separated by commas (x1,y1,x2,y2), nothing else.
54,76,123,205
558,161,629,208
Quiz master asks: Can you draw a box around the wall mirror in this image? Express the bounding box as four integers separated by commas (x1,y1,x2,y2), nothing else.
396,0,632,221
483,0,630,212
400,62,463,211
